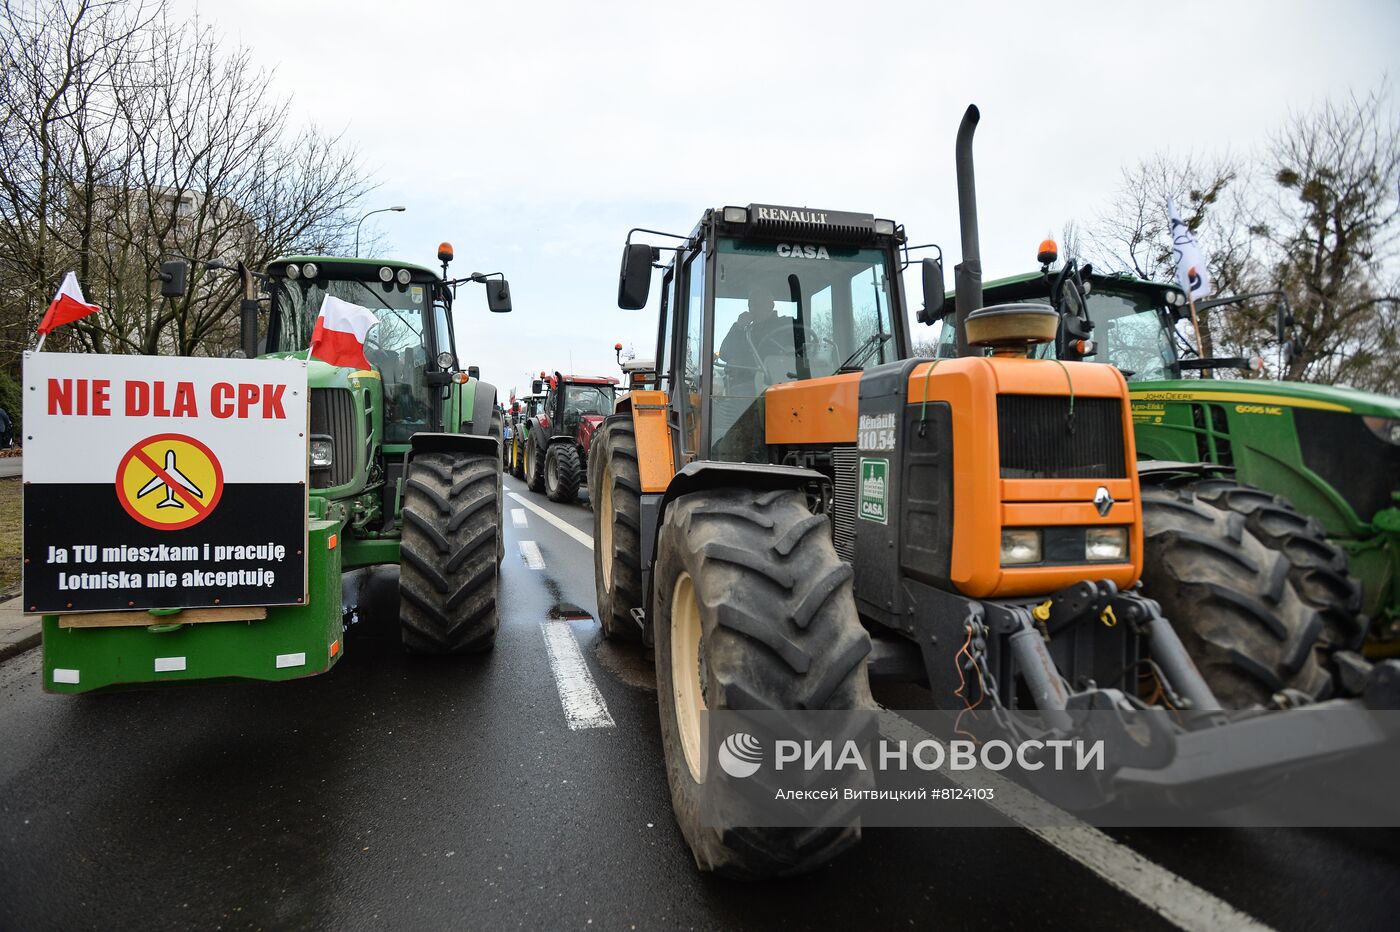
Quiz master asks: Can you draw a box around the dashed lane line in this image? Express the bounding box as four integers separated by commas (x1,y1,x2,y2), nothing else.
511,507,528,528
518,540,546,570
877,710,1274,932
541,621,615,730
508,491,593,550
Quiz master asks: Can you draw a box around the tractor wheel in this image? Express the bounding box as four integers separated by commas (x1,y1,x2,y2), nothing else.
1141,480,1332,707
398,452,499,654
525,438,546,493
591,420,643,641
545,443,582,503
512,440,526,480
653,487,874,879
1190,477,1368,653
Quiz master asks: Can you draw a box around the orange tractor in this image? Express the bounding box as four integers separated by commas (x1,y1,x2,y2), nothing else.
588,106,1399,878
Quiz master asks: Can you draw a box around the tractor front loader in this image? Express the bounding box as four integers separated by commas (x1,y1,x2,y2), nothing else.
589,106,1400,878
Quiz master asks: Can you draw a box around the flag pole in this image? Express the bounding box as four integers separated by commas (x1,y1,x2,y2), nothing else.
1186,294,1211,377
34,333,47,353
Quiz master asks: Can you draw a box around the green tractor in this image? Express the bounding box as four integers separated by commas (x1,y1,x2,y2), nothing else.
40,247,512,692
263,252,513,656
930,252,1397,685
507,382,547,480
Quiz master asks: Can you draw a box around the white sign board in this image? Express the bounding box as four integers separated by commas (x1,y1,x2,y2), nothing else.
22,352,309,613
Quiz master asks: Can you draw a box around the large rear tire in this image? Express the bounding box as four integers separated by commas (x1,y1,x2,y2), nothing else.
653,487,873,879
525,436,546,493
399,452,499,653
591,419,643,641
1190,477,1368,653
545,442,582,504
1141,480,1332,706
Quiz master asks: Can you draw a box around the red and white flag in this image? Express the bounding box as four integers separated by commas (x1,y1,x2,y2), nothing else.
309,295,379,370
37,272,102,334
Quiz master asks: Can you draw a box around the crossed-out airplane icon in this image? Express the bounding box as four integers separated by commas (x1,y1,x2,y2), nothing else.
136,449,204,509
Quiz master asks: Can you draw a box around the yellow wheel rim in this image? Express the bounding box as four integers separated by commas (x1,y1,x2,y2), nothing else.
599,477,614,591
671,571,706,784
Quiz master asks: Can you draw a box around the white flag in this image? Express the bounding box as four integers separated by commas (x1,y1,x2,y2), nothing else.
1167,198,1213,301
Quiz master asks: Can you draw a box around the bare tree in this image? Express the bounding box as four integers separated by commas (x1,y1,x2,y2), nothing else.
1083,86,1400,389
1251,89,1400,389
0,0,376,375
1085,152,1260,362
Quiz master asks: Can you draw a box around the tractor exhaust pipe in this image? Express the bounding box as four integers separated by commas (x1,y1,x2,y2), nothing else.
953,104,982,357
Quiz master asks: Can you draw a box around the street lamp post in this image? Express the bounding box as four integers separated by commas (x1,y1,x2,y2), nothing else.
354,206,406,257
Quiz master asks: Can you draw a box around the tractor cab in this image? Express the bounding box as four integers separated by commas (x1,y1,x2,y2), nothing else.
265,256,512,441
932,252,1263,382
618,203,910,464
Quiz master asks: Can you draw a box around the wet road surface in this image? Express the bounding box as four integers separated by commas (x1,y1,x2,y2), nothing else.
1,475,1398,930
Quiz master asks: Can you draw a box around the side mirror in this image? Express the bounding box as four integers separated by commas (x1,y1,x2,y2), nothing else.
618,243,655,310
159,259,189,298
532,378,543,395
487,279,512,313
916,258,946,325
467,365,480,380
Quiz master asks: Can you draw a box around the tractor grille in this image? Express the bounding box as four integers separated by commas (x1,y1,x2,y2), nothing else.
997,395,1127,479
831,446,859,562
309,388,357,489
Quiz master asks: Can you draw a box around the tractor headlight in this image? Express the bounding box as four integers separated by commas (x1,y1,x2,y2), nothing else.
396,268,411,285
309,436,334,469
1085,526,1129,562
285,263,301,279
301,262,318,279
1363,416,1400,446
1000,529,1042,566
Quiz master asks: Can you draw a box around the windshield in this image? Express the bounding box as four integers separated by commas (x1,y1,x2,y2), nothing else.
564,384,614,417
933,285,1177,381
273,276,434,442
1079,289,1178,380
709,237,895,461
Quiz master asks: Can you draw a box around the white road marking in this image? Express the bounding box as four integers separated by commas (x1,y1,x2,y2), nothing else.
518,540,546,570
877,710,1274,932
511,507,528,528
541,622,615,730
508,491,593,550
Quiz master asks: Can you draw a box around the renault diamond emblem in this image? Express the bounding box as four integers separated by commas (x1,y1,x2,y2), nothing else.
1094,486,1114,517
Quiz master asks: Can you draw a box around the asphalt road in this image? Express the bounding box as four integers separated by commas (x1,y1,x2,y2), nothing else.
0,455,20,479
1,474,1398,931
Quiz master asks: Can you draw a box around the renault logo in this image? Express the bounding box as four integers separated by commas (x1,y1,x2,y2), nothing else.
1094,486,1114,517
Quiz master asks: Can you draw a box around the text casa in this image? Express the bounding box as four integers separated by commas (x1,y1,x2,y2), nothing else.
46,378,288,419
776,243,831,260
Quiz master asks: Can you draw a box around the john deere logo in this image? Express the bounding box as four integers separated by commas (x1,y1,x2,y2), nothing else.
859,458,888,524
1094,486,1114,517
718,733,764,778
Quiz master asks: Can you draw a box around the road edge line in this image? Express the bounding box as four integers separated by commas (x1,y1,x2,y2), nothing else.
877,709,1274,932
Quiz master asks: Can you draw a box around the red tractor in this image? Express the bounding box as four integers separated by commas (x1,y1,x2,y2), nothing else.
522,371,618,503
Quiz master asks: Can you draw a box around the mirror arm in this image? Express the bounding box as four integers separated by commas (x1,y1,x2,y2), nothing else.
1194,289,1287,313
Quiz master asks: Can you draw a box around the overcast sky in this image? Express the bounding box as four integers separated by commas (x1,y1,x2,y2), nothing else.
177,0,1399,397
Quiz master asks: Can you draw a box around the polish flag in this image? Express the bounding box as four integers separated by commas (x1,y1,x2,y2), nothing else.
309,296,379,370
37,272,102,334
